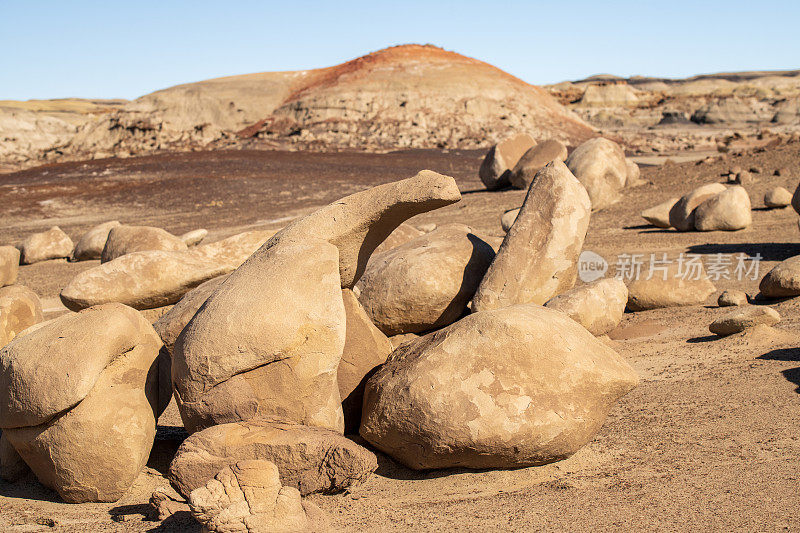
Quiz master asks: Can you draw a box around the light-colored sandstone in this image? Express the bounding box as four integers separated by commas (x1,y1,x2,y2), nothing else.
625,158,642,186
544,278,628,336
473,160,591,311
372,223,424,256
101,225,187,263
71,221,121,261
180,228,208,246
709,306,780,336
479,133,536,190
641,197,679,228
669,183,727,231
626,259,716,311
764,187,792,208
500,207,520,232
508,139,568,190
564,137,628,210
760,255,800,298
0,246,21,287
718,289,748,307
356,224,495,335
694,186,752,231
0,285,42,347
360,304,639,469
19,226,73,264
169,418,377,498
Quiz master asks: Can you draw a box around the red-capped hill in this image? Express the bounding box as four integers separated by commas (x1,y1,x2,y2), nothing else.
246,44,595,150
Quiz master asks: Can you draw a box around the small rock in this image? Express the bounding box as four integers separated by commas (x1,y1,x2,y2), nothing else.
149,487,190,521
760,255,800,298
72,221,121,261
101,225,187,263
764,187,792,208
179,229,208,247
0,247,20,288
749,166,762,174
18,227,73,264
479,134,536,190
544,278,628,336
709,306,780,336
718,290,748,306
500,208,520,232
641,197,679,228
627,259,716,311
693,186,752,231
669,183,727,231
0,285,43,347
733,171,753,185
508,139,568,190
417,223,437,233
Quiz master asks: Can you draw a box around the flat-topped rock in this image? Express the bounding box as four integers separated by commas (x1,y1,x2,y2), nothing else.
709,306,780,336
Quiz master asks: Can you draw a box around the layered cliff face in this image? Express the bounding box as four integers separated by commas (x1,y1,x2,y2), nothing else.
244,45,595,150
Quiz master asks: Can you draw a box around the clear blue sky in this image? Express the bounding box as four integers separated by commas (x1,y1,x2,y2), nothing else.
2,0,798,100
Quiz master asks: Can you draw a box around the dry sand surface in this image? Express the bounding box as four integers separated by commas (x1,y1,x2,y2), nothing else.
2,144,800,530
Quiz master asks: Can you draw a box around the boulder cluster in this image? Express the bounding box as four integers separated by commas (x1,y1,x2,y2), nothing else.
1,163,641,530
641,183,753,232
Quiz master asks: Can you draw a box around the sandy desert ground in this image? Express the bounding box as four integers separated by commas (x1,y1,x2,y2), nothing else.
1,140,800,531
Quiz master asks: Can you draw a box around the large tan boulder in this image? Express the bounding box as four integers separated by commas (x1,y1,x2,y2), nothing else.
169,418,377,498
269,170,461,288
19,226,73,264
626,259,716,311
0,246,20,287
339,289,393,433
564,137,627,210
479,133,536,190
473,161,591,312
0,304,163,503
508,139,568,190
71,221,121,261
189,460,329,533
709,306,780,336
60,231,273,311
669,183,727,231
173,239,346,434
544,278,628,336
693,186,752,231
356,224,495,335
760,255,800,298
764,187,792,208
372,223,424,256
101,225,187,263
0,285,43,347
360,304,639,469
641,197,679,228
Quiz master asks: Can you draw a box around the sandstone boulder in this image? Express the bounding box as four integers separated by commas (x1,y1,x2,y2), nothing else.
372,223,424,255
0,304,163,502
101,225,187,263
179,229,208,247
170,418,377,498
718,289,748,307
479,133,536,190
71,221,121,261
693,186,752,231
626,259,716,311
564,137,628,210
19,226,73,264
508,139,568,190
0,285,43,347
625,158,642,186
544,278,628,336
792,181,800,216
0,246,20,287
709,306,780,336
360,304,639,469
760,255,800,298
339,289,393,433
500,207,520,232
189,460,329,533
0,431,29,481
669,183,727,231
60,231,273,311
356,224,495,335
473,161,591,311
764,187,792,208
641,197,679,228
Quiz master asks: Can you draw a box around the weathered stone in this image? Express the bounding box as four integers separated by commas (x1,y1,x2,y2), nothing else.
564,137,628,210
170,419,377,498
72,221,121,261
0,285,42,347
709,306,780,336
101,225,187,263
269,170,461,288
641,197,679,228
764,187,792,208
508,139,568,190
792,181,800,216
694,186,752,231
544,278,628,336
0,246,21,287
500,207,520,232
718,289,748,307
0,431,29,481
389,333,419,350
360,304,639,469
356,224,495,335
188,460,329,533
60,231,272,311
479,133,536,190
149,487,189,521
173,239,346,434
19,226,73,264
372,223,423,256
669,183,727,231
733,170,753,185
473,160,591,311
180,229,208,247
626,259,716,311
339,289,393,434
625,158,642,186
0,304,163,503
760,255,800,298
